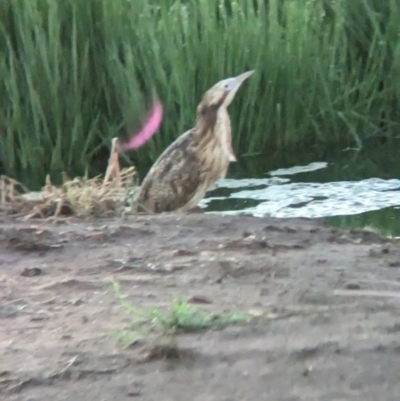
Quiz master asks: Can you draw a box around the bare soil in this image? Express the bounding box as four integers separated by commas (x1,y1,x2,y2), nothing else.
1,213,400,400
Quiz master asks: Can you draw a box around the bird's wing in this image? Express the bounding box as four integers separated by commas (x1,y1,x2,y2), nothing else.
136,130,205,213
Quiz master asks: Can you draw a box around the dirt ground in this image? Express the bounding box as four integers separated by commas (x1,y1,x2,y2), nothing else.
1,213,400,400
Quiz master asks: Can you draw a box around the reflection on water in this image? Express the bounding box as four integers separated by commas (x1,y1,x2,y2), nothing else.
202,177,400,218
200,141,400,237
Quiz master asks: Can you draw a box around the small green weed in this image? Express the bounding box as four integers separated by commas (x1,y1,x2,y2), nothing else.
110,281,252,345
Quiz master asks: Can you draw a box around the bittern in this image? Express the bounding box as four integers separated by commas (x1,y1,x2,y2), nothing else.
135,70,255,213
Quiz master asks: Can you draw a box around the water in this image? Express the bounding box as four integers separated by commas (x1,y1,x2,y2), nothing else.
199,140,400,237
4,137,400,236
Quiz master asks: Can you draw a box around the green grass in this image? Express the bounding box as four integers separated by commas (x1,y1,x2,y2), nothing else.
110,281,252,345
1,0,400,187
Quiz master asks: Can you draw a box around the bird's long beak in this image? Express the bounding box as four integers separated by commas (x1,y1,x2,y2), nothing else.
234,70,255,85
223,70,255,106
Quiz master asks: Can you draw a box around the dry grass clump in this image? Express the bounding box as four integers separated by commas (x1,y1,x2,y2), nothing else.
0,138,139,220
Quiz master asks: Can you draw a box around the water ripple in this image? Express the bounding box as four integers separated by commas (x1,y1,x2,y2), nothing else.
202,178,400,219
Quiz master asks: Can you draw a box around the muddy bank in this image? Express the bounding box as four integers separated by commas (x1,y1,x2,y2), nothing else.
0,213,400,400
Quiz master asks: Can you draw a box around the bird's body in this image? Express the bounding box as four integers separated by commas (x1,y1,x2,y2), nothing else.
135,71,254,214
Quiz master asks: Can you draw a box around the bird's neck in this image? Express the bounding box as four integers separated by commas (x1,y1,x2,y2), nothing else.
194,105,228,136
194,106,236,162
214,108,236,162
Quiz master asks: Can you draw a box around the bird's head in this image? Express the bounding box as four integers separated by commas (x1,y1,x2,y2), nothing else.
197,70,255,115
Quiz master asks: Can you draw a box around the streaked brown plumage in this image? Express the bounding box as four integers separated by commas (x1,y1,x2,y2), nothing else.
135,70,254,214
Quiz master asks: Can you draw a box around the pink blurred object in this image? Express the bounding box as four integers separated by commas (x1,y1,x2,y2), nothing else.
121,99,163,151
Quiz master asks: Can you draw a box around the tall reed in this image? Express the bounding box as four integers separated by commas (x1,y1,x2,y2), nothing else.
1,0,400,187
